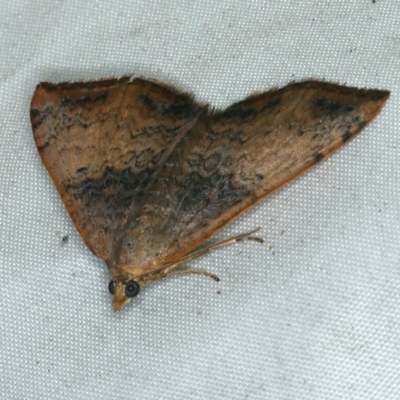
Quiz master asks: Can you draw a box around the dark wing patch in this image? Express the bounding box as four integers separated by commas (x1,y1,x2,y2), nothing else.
31,77,201,259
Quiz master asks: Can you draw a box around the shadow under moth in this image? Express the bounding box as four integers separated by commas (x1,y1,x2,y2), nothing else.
30,77,389,310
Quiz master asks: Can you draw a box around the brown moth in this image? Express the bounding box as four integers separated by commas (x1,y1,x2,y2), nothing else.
30,77,389,310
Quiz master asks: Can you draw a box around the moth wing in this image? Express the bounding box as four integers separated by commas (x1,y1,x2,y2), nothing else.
117,81,389,268
31,77,200,259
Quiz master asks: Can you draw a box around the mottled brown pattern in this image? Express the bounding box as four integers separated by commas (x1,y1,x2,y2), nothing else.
31,77,200,260
31,77,389,310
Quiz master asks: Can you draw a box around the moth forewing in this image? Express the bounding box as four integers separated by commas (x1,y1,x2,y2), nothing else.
30,78,389,310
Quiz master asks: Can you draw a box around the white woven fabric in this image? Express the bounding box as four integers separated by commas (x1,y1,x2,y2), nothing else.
1,1,399,399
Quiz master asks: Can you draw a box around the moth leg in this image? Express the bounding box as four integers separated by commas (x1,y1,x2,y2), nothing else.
161,269,220,281
138,228,264,284
198,228,264,253
142,268,219,284
153,228,264,276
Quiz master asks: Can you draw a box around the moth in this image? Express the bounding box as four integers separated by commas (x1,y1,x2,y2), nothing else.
30,77,389,310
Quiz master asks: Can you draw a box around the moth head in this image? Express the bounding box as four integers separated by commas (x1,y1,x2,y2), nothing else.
108,278,140,311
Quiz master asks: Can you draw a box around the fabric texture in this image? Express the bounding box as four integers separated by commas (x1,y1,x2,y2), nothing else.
0,1,399,399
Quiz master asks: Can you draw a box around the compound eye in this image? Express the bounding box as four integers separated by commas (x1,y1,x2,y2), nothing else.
108,280,115,295
125,280,140,298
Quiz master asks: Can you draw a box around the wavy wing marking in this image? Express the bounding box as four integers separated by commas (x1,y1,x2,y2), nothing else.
31,77,200,259
113,81,389,269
